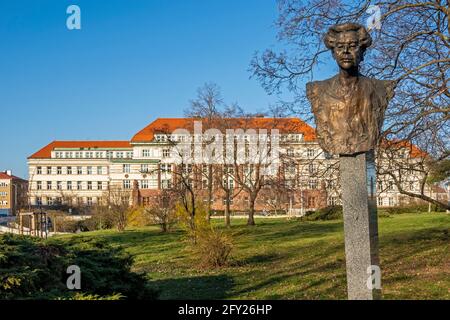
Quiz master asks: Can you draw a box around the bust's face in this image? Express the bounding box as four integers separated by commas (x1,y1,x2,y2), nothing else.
332,31,361,70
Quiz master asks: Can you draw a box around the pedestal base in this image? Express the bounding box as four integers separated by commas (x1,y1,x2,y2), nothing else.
340,151,381,300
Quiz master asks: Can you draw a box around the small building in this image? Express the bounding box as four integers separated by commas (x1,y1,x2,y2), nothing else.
0,170,28,216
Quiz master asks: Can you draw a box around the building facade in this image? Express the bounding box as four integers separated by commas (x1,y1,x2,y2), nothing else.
27,117,446,213
0,170,28,216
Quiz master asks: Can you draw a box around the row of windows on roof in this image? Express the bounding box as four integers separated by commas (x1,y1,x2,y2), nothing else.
53,151,133,159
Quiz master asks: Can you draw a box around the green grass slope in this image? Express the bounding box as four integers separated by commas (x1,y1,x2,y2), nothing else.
57,213,450,300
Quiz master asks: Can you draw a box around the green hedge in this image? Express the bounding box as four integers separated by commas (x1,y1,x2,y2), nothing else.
0,234,158,300
303,206,343,221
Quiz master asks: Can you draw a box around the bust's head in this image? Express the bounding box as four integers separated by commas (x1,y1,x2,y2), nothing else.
324,23,372,71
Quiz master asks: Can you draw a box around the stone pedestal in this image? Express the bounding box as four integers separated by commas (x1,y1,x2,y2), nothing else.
340,150,381,300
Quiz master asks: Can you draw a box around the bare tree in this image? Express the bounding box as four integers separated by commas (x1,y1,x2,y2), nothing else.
185,82,226,220
144,189,177,232
377,139,450,210
105,185,132,231
251,0,449,207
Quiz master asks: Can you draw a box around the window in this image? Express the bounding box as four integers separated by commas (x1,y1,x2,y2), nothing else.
326,180,335,190
287,164,296,174
161,179,171,189
388,197,394,206
308,179,318,189
57,181,62,190
67,181,72,190
67,166,72,175
97,166,103,174
142,149,150,157
87,197,93,206
97,181,102,190
77,166,83,175
123,180,131,189
77,181,82,190
307,196,316,208
328,196,338,206
116,152,124,158
36,197,42,206
182,164,192,173
75,152,82,158
95,152,103,158
47,166,52,174
37,181,42,190
307,149,315,158
142,197,151,206
162,149,170,158
308,163,317,174
57,167,62,175
87,181,92,190
141,180,149,189
87,166,93,175
409,181,415,191
47,181,52,190
123,164,131,173
65,152,73,158
223,197,233,205
106,151,113,159
141,164,149,173
287,148,294,157
37,166,42,175
86,152,93,158
161,164,172,173
47,197,54,206
377,181,383,191
377,197,384,206
126,151,133,158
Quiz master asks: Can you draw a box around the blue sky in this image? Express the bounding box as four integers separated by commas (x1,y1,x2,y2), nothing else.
0,0,333,178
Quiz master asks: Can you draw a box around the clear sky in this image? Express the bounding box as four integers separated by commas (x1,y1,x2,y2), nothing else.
0,0,334,179
0,0,287,178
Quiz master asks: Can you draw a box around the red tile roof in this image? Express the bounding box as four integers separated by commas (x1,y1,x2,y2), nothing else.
28,141,132,159
131,117,317,142
0,172,27,181
380,139,428,158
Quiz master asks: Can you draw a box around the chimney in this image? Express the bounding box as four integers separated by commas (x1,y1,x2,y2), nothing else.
5,170,12,176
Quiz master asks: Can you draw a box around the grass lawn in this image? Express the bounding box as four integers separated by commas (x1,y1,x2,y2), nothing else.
57,212,450,300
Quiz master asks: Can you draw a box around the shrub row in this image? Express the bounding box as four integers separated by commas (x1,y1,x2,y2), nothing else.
0,234,158,300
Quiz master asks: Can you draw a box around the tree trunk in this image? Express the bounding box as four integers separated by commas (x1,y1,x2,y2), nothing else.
247,195,256,226
225,191,231,228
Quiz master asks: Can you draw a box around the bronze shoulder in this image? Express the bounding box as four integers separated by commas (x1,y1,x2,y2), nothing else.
306,79,330,101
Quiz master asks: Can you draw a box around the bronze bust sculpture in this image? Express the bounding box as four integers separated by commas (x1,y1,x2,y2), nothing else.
306,23,395,155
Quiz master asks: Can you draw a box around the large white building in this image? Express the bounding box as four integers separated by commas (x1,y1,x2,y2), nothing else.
27,117,445,212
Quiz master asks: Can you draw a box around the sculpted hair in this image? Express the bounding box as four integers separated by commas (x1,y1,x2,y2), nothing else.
324,23,372,52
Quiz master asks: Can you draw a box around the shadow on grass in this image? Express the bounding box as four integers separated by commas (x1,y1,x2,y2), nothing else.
150,274,234,300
